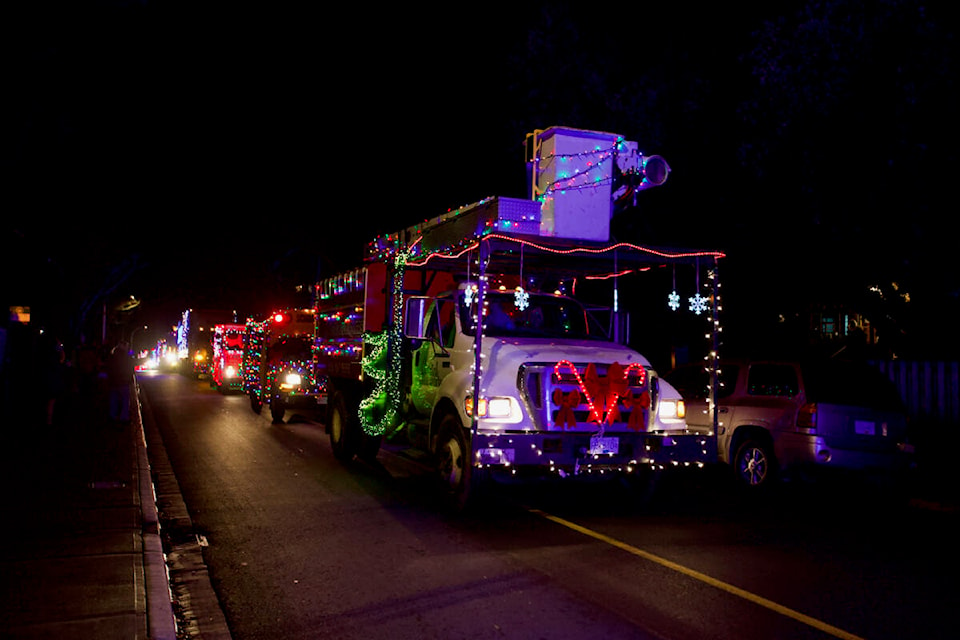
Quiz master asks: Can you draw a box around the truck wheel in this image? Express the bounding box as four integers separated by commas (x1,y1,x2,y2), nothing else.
329,391,358,463
436,414,480,512
270,396,285,423
733,438,776,489
358,431,382,462
625,466,663,508
250,392,262,414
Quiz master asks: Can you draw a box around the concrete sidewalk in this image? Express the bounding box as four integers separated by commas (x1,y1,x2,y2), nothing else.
0,380,177,640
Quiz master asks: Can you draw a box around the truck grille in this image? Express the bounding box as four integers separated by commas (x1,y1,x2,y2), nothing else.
520,361,653,432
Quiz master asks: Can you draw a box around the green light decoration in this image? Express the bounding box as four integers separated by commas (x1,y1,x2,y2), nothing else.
358,248,408,436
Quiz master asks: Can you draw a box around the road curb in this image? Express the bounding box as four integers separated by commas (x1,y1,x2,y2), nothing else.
134,382,179,640
139,383,234,640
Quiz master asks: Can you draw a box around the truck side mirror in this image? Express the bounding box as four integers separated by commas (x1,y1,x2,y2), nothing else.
404,297,430,339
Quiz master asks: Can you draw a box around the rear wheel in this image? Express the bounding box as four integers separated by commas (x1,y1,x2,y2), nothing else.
329,391,358,462
358,430,382,462
250,391,262,414
733,438,776,489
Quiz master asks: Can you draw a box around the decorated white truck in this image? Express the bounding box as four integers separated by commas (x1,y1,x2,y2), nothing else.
314,126,724,509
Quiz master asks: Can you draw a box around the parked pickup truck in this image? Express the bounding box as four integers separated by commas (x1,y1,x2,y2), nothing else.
663,359,915,489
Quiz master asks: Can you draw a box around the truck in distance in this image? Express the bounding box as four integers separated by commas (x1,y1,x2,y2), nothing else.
210,323,245,392
242,309,327,423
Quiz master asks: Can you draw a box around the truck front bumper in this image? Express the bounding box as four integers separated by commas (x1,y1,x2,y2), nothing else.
472,430,717,478
275,390,328,407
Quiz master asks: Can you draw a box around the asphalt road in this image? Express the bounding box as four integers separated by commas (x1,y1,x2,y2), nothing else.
138,372,959,640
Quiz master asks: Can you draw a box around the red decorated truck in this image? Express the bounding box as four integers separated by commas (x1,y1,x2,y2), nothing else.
210,323,245,392
314,126,724,510
242,309,327,423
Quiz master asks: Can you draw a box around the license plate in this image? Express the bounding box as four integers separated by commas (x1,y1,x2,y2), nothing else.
589,436,619,455
854,420,876,436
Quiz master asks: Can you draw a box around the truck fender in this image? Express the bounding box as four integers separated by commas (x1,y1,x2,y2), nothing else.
436,368,473,428
429,397,464,454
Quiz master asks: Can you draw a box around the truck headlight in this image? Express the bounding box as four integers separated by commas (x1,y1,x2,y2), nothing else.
659,399,686,420
465,396,522,422
486,397,514,418
225,366,237,379
281,372,302,389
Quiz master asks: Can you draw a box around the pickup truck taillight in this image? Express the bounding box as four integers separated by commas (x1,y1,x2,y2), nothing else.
797,402,817,429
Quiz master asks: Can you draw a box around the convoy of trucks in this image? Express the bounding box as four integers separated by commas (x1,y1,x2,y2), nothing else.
165,126,725,510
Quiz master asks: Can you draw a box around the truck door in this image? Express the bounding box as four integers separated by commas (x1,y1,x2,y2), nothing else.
411,297,457,416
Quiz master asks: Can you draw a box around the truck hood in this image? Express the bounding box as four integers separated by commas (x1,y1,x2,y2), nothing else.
482,337,651,370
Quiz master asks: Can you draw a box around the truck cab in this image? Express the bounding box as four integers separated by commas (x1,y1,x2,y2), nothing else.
402,284,696,491
243,309,327,423
211,323,245,392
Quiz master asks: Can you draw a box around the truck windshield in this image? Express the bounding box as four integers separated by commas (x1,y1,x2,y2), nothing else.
461,292,597,340
267,336,312,362
223,330,243,350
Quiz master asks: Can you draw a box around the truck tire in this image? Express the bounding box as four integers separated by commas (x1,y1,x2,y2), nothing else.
624,466,663,508
733,437,776,490
270,395,285,423
358,430,382,462
436,413,481,512
250,391,262,414
329,391,358,463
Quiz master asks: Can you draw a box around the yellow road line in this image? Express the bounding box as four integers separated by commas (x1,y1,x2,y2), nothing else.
528,509,866,640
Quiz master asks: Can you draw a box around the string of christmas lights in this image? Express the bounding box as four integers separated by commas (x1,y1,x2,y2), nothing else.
358,248,409,436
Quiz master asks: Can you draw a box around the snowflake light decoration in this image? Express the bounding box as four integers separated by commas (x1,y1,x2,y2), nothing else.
688,293,709,315
514,286,530,310
463,285,477,307
668,290,680,311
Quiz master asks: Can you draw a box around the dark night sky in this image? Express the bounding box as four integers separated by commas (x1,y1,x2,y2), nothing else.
4,2,958,357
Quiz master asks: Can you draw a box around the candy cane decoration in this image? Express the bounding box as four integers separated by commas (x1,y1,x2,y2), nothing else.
552,360,648,427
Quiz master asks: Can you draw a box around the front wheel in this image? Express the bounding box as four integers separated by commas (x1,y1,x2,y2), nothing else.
623,465,663,509
250,391,262,414
436,414,482,512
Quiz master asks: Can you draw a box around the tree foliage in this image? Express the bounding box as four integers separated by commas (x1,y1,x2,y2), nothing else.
738,1,958,286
